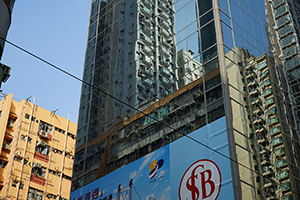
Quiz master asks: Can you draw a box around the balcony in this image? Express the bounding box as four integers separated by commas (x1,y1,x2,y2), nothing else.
141,55,153,67
273,0,285,8
252,108,262,115
253,117,264,125
278,25,293,38
260,147,270,156
143,0,152,9
259,69,269,79
275,5,288,18
262,79,271,88
4,133,13,140
142,45,153,56
30,174,46,186
142,18,152,27
160,20,170,30
38,130,52,141
245,64,254,70
272,137,283,147
277,170,289,181
256,126,266,135
281,181,291,193
281,35,296,48
160,28,170,39
247,80,257,87
158,2,169,12
161,77,172,88
143,26,153,37
159,46,170,57
268,117,279,126
262,166,272,176
257,137,266,145
160,57,171,67
250,89,259,96
282,192,292,200
246,72,255,79
142,35,153,46
257,61,267,71
263,88,273,97
141,6,151,17
7,121,14,129
264,181,275,191
142,78,153,87
139,66,153,78
265,97,275,107
160,67,171,78
274,159,288,168
270,126,281,136
277,16,289,28
266,106,276,116
140,89,153,98
283,46,297,58
161,40,170,48
2,143,11,151
251,97,260,106
274,147,285,157
159,12,169,20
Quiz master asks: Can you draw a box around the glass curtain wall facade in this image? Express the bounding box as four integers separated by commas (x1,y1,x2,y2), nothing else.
73,0,300,199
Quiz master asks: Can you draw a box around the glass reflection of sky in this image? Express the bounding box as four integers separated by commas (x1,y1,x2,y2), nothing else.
173,0,269,61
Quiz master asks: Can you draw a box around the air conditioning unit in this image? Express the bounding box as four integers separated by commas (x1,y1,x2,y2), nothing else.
39,130,48,138
33,163,42,168
66,149,72,154
36,141,45,146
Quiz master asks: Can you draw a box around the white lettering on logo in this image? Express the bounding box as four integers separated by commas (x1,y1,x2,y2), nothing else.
179,159,221,200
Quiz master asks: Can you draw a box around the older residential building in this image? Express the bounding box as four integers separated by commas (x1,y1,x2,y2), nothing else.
0,94,77,200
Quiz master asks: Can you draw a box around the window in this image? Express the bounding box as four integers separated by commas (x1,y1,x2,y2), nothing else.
46,194,57,199
0,161,7,169
24,159,29,166
67,132,76,139
14,156,22,162
19,183,24,190
55,127,65,134
11,181,17,187
27,187,43,200
21,135,26,141
53,148,63,154
49,169,60,176
63,174,72,180
39,121,53,134
31,116,36,122
25,114,30,119
35,142,50,156
31,164,46,178
28,137,32,143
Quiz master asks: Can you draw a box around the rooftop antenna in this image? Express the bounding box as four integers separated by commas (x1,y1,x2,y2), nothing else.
51,108,59,116
25,96,31,102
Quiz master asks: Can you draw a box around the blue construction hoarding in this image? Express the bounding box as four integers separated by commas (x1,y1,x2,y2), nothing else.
71,116,234,200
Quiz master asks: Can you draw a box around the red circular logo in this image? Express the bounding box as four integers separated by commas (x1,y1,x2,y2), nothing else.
179,159,221,200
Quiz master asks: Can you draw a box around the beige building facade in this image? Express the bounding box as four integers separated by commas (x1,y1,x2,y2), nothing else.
0,94,77,200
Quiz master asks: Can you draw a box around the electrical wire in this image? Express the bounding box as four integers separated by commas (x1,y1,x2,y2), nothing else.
1,26,300,199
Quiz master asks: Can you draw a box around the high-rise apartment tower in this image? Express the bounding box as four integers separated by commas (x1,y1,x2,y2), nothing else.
72,0,300,199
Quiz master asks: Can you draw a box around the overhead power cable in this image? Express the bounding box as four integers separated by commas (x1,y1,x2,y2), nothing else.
1,36,300,198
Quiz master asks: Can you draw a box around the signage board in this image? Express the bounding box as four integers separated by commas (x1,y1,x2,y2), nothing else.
71,116,234,200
